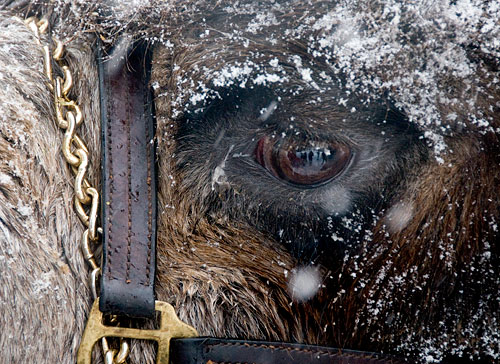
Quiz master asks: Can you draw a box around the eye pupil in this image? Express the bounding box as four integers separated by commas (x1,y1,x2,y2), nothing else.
255,136,352,187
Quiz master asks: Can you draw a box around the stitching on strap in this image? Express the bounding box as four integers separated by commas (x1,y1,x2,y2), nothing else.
207,342,397,363
145,78,152,285
106,78,113,278
125,75,133,284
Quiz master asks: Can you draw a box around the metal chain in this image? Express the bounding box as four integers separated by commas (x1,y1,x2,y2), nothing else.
23,17,130,364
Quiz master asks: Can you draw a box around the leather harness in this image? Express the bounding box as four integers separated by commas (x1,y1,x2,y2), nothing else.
99,41,157,319
78,39,413,364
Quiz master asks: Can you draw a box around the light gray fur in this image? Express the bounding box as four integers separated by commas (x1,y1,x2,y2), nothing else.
0,15,93,363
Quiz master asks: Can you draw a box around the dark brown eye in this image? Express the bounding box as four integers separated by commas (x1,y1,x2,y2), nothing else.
255,136,352,187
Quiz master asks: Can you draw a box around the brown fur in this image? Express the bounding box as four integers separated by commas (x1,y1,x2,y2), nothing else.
0,1,499,363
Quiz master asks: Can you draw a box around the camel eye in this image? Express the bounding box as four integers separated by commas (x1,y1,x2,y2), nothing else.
254,136,352,187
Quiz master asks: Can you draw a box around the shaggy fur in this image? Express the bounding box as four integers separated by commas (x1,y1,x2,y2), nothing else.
0,1,499,363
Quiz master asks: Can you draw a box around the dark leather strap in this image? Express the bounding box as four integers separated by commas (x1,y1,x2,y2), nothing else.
98,40,157,318
170,338,412,364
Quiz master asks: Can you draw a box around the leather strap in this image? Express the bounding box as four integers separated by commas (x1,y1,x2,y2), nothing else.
98,40,157,318
170,338,412,364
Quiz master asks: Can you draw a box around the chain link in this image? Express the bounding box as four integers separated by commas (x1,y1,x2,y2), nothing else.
24,17,130,364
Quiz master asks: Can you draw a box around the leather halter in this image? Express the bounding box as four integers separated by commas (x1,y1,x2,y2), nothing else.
94,39,413,364
98,40,157,318
170,338,411,364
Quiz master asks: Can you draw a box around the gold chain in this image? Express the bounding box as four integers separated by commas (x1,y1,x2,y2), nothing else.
23,17,130,364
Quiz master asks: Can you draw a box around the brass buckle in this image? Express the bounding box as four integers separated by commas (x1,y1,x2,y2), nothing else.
77,299,198,364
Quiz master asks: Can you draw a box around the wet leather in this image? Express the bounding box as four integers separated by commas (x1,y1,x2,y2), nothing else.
98,41,157,318
170,338,413,364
